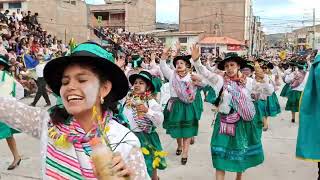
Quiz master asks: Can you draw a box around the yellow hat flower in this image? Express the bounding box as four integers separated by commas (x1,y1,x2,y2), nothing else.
141,147,150,155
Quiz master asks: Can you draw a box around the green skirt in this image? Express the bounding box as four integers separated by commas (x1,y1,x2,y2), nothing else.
254,100,268,119
204,86,217,105
280,83,291,97
163,96,202,138
285,90,302,112
0,122,20,139
211,114,264,172
266,92,281,117
152,77,163,93
134,132,167,176
194,89,204,117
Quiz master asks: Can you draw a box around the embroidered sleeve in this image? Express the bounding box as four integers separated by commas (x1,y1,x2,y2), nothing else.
192,59,223,95
206,63,216,73
127,147,151,180
252,80,274,100
145,99,164,127
160,60,173,80
0,97,49,139
285,72,295,83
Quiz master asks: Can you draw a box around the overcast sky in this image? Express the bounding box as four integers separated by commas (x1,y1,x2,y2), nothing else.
85,0,320,34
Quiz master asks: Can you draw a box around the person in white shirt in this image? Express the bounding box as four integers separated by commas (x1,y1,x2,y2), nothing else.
30,59,51,107
16,9,23,21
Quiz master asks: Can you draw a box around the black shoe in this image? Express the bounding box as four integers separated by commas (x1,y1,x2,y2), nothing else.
291,119,295,123
263,127,268,132
190,137,195,145
7,158,21,170
181,157,188,165
176,149,182,156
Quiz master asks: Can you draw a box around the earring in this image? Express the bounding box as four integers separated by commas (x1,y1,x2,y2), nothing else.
100,97,104,104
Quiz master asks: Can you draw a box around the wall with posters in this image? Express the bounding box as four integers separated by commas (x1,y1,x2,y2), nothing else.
200,44,246,56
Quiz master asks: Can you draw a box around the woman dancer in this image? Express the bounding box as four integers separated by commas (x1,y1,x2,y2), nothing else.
0,55,24,170
192,45,264,180
261,61,281,131
122,70,166,179
160,47,202,165
284,61,309,123
0,42,149,179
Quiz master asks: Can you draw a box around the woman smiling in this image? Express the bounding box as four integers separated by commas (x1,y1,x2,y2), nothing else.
0,42,150,179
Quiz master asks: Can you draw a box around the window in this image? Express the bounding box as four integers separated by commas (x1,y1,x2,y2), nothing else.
94,12,109,21
8,2,22,9
63,0,76,5
179,37,188,43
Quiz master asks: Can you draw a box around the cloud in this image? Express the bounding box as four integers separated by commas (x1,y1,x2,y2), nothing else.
254,0,320,34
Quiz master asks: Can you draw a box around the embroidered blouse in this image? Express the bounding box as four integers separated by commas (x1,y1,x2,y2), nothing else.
159,59,192,98
193,59,273,112
0,97,150,180
285,71,309,91
123,98,164,132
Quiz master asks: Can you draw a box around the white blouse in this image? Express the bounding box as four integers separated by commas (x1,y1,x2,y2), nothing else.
123,99,164,132
159,60,192,98
193,59,274,107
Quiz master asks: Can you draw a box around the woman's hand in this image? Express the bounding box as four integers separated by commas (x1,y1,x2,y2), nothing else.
112,152,132,177
161,47,170,61
191,44,200,61
136,104,148,113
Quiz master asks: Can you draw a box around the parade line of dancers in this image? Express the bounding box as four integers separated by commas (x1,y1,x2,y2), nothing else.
0,41,319,180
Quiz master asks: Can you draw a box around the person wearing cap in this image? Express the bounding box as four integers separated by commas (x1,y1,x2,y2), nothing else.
192,45,265,180
296,54,320,180
284,60,309,123
121,70,166,179
0,42,149,179
0,55,24,170
159,47,203,165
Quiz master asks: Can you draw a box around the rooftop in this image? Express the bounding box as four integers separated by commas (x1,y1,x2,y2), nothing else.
199,36,245,45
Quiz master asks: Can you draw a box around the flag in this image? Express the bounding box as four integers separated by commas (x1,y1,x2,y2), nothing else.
23,54,39,69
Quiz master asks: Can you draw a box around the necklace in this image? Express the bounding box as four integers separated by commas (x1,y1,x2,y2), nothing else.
48,111,112,149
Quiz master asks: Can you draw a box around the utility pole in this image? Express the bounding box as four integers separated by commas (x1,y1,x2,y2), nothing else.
313,8,316,50
214,12,219,57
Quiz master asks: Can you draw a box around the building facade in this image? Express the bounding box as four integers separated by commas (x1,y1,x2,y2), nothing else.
179,0,252,42
89,0,156,33
0,0,28,13
27,0,90,43
288,25,320,51
154,31,204,51
0,0,90,43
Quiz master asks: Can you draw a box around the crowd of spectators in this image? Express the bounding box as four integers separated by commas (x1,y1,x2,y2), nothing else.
0,8,67,97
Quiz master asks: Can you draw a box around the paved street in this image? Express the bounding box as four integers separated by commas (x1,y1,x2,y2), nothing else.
0,93,317,180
